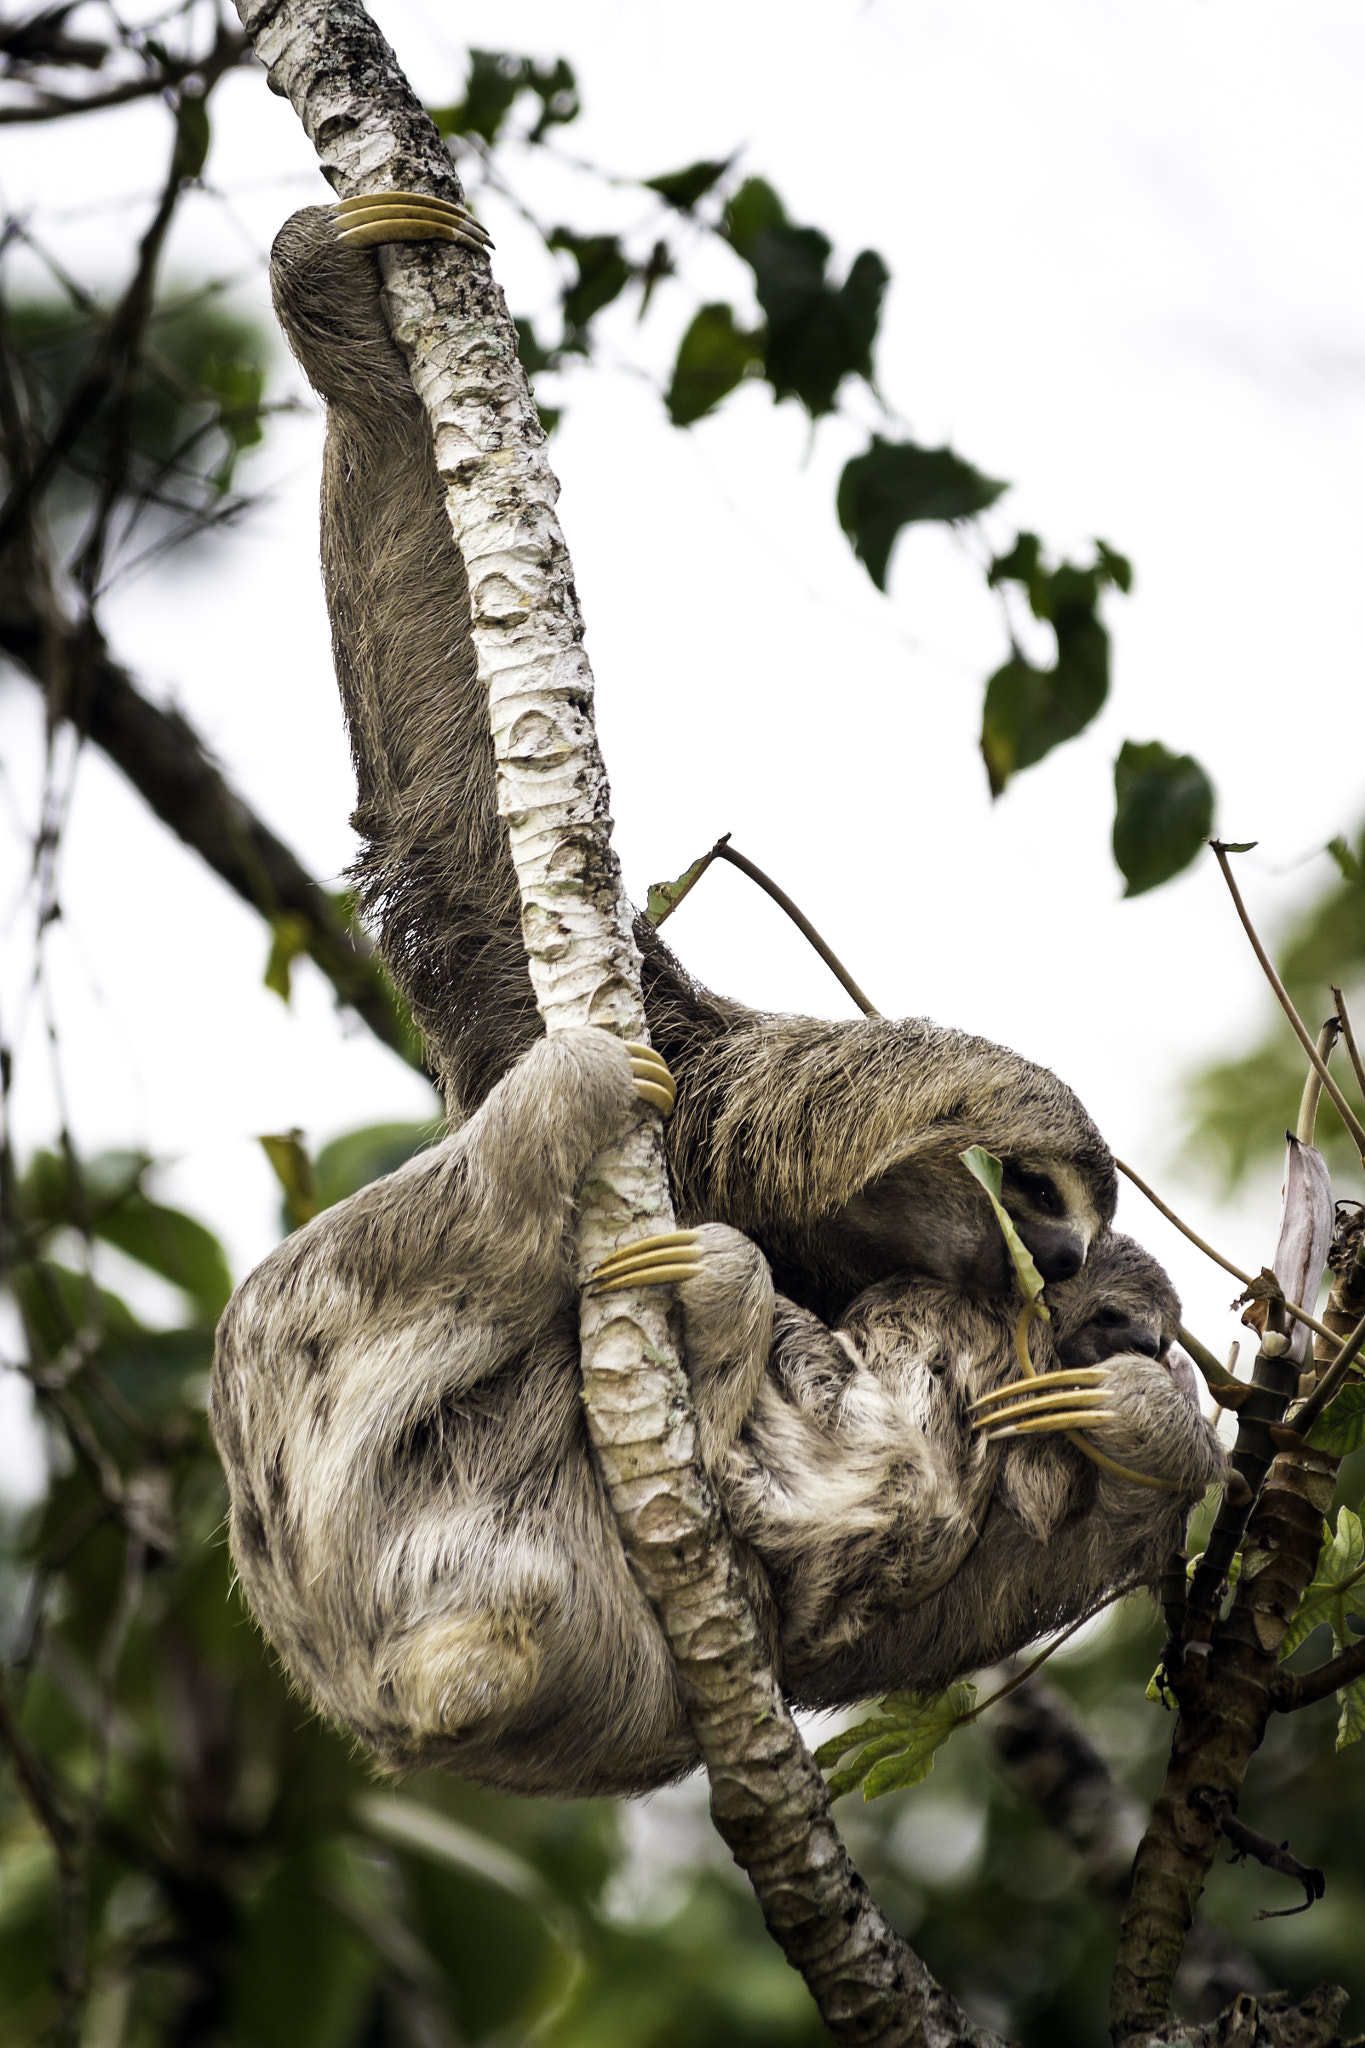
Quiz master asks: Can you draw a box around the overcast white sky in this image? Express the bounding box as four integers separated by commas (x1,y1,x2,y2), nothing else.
2,0,1363,1488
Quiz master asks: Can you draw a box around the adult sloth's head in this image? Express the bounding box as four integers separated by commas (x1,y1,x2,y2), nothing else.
664,1013,1115,1322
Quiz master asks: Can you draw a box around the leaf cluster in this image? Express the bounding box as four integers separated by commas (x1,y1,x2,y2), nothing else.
430,45,1216,894
1280,1504,1365,1751
815,1684,978,1801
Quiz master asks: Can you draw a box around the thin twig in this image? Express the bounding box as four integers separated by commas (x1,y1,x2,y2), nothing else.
1211,842,1365,1158
1275,1633,1365,1714
1296,1019,1341,1147
964,1575,1154,1724
1116,1158,1250,1285
0,95,190,553
1175,1323,1243,1394
0,28,249,125
1117,1157,1340,1352
657,833,880,1018
1331,986,1365,1102
0,1662,75,1866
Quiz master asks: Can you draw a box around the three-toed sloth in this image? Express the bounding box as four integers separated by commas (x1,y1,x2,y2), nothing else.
217,198,1225,1796
210,1028,1225,1799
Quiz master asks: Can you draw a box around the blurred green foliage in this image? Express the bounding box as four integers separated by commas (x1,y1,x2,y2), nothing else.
7,290,269,539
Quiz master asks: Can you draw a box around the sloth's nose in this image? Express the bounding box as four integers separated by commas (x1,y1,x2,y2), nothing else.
1024,1226,1086,1284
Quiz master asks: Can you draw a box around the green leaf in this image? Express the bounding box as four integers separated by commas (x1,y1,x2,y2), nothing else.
645,847,717,924
231,1844,379,2048
1281,1508,1365,1658
1327,834,1363,885
645,158,732,213
837,436,1007,591
13,1148,231,1319
357,1795,555,1912
980,636,1105,796
7,1258,142,1358
1095,539,1134,593
173,93,211,181
665,304,764,427
548,230,634,350
264,912,311,1002
260,1131,319,1232
200,349,266,490
431,50,578,146
959,1146,1047,1309
1307,1382,1365,1456
1112,740,1216,897
1337,1674,1365,1751
722,177,888,417
95,1192,232,1321
816,1684,976,1801
981,536,1131,795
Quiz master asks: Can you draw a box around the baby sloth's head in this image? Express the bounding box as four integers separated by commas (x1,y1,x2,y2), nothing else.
1047,1231,1200,1402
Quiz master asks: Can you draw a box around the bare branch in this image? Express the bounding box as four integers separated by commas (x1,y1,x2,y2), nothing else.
656,833,881,1018
1117,1156,1340,1351
0,554,418,1064
0,25,250,125
1295,1018,1341,1147
1210,842,1365,1159
1330,984,1365,1103
1274,1631,1365,1714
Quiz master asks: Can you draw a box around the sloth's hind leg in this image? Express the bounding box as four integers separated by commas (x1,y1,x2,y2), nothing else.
375,1604,543,1745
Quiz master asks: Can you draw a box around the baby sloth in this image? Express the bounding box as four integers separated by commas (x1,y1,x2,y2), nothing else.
211,1028,1225,1800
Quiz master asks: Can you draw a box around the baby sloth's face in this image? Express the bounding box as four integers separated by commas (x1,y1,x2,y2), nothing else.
1049,1231,1199,1403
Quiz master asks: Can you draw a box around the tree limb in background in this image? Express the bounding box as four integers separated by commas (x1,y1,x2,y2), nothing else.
0,17,249,126
989,1677,1270,2017
0,577,418,1066
230,2,1004,2040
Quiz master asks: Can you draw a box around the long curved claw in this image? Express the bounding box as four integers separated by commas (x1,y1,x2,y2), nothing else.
624,1040,676,1117
972,1366,1114,1440
589,1229,702,1293
334,190,493,254
969,1367,1186,1490
979,1407,1119,1440
969,1367,1108,1414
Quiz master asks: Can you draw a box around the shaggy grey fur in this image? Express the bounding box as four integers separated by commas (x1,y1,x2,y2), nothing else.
210,1030,1225,1798
268,206,1116,1325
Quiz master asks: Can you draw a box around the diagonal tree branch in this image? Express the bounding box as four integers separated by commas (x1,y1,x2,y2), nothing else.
226,3,1005,2042
0,563,418,1065
990,1678,1270,2015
